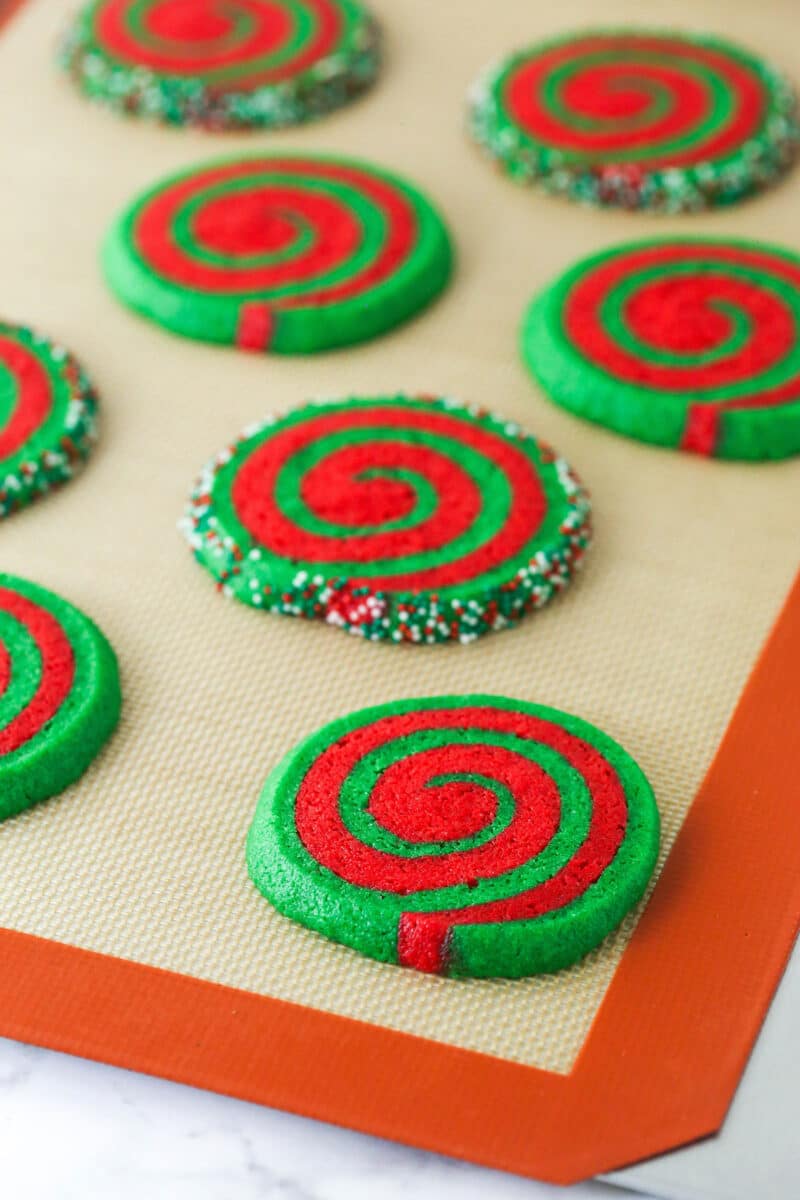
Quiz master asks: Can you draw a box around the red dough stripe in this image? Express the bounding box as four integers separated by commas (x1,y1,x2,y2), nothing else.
236,302,273,350
368,746,506,843
0,640,10,700
0,589,75,755
512,57,707,154
190,186,361,286
0,336,53,461
681,403,722,455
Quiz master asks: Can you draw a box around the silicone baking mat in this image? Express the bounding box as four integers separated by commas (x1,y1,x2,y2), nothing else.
0,0,798,1184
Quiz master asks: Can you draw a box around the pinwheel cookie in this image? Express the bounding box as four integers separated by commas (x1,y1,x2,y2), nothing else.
469,29,800,211
247,695,660,977
60,0,381,130
181,395,592,644
523,238,800,459
103,154,452,353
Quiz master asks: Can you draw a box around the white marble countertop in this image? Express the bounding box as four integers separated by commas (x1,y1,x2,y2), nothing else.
0,1036,656,1200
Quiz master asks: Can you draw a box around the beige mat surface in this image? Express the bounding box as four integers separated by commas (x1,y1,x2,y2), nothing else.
0,0,797,1073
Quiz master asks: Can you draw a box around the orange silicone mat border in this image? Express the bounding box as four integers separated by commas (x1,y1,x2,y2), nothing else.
1,567,798,1184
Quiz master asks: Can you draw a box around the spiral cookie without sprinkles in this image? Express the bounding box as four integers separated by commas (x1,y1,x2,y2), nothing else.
60,0,381,130
0,575,121,822
523,238,800,460
247,695,660,978
181,396,592,644
469,29,800,212
0,321,98,520
103,155,453,353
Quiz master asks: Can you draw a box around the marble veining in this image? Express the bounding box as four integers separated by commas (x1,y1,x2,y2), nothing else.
0,1036,654,1200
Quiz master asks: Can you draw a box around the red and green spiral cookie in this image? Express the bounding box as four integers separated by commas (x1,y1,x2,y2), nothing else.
181,395,592,644
0,321,98,521
0,574,121,822
59,0,381,130
247,695,660,978
103,155,452,353
523,238,800,460
469,29,800,211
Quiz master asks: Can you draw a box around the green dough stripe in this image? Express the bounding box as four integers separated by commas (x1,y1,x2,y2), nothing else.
0,607,42,733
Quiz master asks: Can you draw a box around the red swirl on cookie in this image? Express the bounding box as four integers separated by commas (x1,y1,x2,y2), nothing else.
230,403,547,589
505,34,765,166
135,159,414,313
96,0,340,86
0,588,75,754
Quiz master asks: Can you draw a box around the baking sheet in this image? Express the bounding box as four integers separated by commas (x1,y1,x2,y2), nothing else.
0,0,797,1081
606,938,799,1200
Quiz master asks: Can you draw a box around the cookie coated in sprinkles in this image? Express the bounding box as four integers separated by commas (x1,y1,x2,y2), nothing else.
59,0,382,130
180,395,592,645
469,29,800,212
